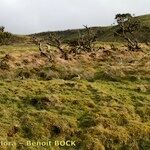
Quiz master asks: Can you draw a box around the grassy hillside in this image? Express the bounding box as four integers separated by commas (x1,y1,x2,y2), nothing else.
138,14,150,26
0,14,150,150
0,40,150,149
32,14,150,42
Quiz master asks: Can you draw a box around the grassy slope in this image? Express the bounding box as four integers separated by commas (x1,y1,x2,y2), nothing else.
0,41,150,150
138,14,150,26
32,14,150,42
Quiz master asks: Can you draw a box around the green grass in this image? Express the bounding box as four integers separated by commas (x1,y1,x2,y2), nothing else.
138,14,150,27
0,44,38,54
0,25,150,149
0,78,150,150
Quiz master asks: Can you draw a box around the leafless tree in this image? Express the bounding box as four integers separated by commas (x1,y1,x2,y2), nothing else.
48,33,69,60
32,36,53,61
67,26,97,55
78,25,97,52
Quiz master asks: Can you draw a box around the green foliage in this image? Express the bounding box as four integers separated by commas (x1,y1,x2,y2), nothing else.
0,26,5,32
0,31,12,45
114,13,141,50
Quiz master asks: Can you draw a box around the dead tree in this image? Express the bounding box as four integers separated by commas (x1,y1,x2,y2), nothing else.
77,25,97,52
32,36,53,61
67,26,97,55
67,40,81,56
114,13,141,51
32,36,40,45
48,33,69,60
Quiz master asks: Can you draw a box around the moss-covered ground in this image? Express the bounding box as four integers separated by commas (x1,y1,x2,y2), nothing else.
0,42,150,150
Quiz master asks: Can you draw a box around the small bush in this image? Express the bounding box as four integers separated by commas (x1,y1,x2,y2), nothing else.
15,68,33,79
24,95,57,110
0,59,10,70
37,70,59,80
94,70,121,81
30,96,52,110
78,113,97,128
0,31,12,45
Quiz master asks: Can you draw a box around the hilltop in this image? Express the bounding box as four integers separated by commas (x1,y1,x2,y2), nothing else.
32,14,150,42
